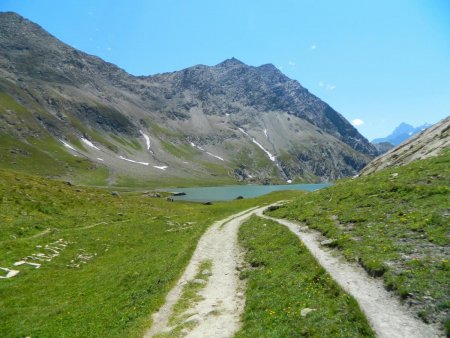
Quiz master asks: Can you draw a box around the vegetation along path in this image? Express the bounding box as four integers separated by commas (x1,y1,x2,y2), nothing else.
145,204,439,338
258,210,439,338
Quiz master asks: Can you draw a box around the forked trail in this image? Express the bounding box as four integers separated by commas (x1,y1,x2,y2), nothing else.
145,204,439,338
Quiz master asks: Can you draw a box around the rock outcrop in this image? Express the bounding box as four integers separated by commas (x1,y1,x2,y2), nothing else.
361,117,449,175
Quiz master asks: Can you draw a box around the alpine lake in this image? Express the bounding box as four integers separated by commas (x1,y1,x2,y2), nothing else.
165,183,332,202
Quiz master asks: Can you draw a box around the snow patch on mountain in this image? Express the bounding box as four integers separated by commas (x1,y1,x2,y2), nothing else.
238,127,249,136
61,140,76,151
252,139,276,162
140,130,151,150
190,142,225,161
206,152,224,161
81,138,100,150
118,156,149,166
190,142,204,151
238,127,276,162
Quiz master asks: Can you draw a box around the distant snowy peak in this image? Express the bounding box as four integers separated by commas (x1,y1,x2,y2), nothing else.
372,122,431,146
362,117,449,175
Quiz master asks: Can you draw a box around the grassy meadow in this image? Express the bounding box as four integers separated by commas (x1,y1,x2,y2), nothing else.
267,150,450,333
1,137,448,336
0,168,302,337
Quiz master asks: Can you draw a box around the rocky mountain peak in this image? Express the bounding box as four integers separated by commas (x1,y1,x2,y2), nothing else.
0,11,28,24
373,122,433,146
0,11,57,48
0,12,379,183
256,63,279,72
0,11,131,88
216,57,246,68
0,11,22,20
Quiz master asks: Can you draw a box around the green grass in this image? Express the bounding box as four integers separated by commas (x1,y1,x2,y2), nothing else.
200,160,231,177
160,140,198,160
0,169,301,337
67,135,87,151
234,146,274,171
148,121,182,139
71,165,110,186
0,92,30,115
237,216,374,337
110,133,143,152
0,134,108,183
113,172,237,189
267,150,450,332
0,91,111,184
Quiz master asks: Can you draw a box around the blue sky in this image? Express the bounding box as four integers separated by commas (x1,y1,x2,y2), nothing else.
1,0,449,140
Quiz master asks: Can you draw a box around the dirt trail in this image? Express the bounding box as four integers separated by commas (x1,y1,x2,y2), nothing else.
145,204,439,338
259,211,440,338
144,206,264,338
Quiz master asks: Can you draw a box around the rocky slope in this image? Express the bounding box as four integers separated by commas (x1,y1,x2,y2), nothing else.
373,141,394,155
0,12,377,185
361,117,449,175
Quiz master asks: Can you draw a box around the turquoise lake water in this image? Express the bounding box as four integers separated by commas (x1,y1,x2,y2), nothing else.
166,183,331,202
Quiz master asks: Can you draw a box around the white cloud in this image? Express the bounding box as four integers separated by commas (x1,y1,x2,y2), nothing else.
351,118,364,126
107,47,112,51
311,44,317,50
319,80,336,91
288,61,296,66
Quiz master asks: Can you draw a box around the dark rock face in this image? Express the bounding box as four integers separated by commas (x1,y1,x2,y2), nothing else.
72,103,137,135
0,12,378,182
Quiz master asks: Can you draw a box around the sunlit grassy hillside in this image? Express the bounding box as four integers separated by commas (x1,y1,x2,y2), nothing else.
0,168,302,337
268,150,450,333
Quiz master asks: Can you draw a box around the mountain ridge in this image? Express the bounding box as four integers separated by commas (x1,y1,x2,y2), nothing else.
0,12,377,185
372,122,431,146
